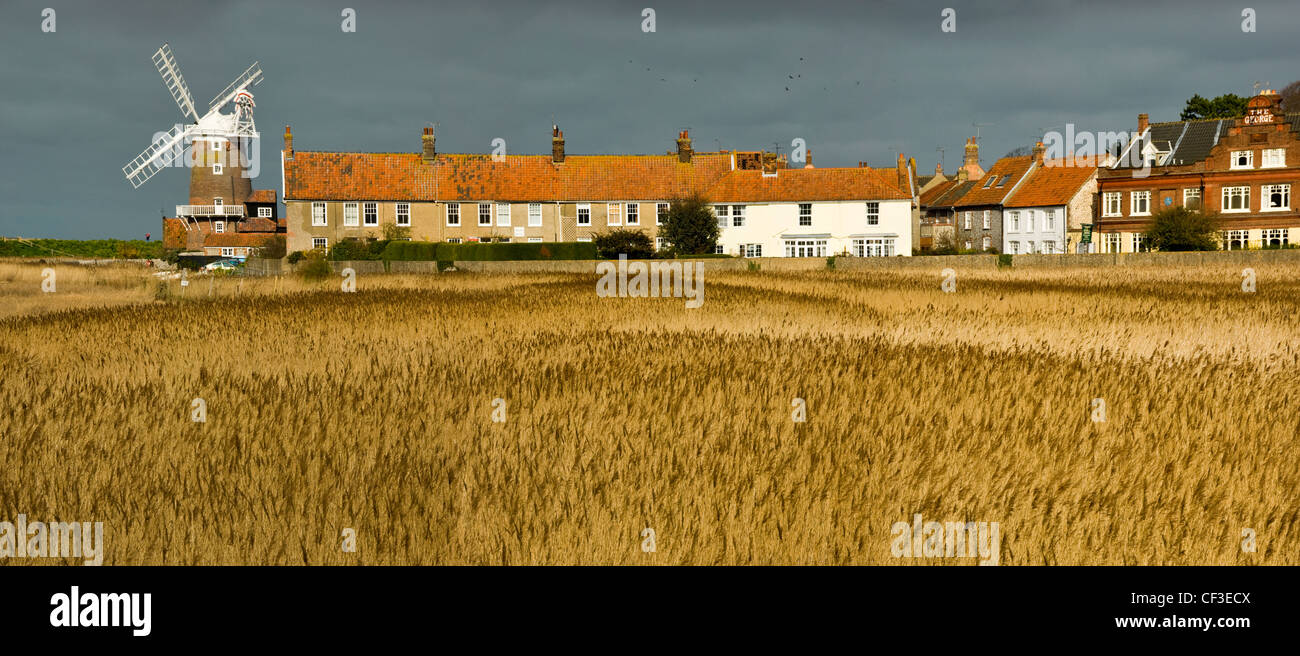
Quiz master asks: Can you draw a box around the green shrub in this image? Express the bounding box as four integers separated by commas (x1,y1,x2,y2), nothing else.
592,229,655,259
998,253,1013,268
298,251,332,281
658,194,719,255
329,239,387,261
257,235,287,259
826,256,837,270
287,251,306,264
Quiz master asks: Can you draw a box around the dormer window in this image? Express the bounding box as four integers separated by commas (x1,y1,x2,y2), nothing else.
1231,150,1253,169
982,176,996,188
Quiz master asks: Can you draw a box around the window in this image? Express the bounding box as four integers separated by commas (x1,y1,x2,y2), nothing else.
577,203,591,225
743,244,762,257
606,203,622,226
212,162,223,175
312,237,328,249
1222,186,1250,212
1183,188,1202,210
1263,228,1289,247
1263,148,1285,168
214,197,223,209
474,203,490,226
1027,241,1035,253
1105,233,1120,254
656,237,665,251
528,237,543,243
576,236,592,242
1130,191,1150,216
714,205,729,228
963,240,972,250
866,202,879,226
1043,240,1056,253
732,205,746,227
1221,230,1248,250
783,239,828,257
221,247,234,257
1131,233,1146,252
852,237,895,257
982,210,990,230
996,175,1009,188
395,203,410,226
1103,192,1122,217
363,202,378,226
1009,211,1020,231
799,203,812,226
343,202,359,227
982,236,992,250
312,202,327,226
1230,150,1253,169
447,203,460,226
1009,241,1020,254
258,207,272,218
963,212,972,230
493,202,509,227
1263,184,1290,211
447,237,462,244
1044,209,1055,231
656,202,669,226
983,176,996,189
528,203,542,227
211,140,221,151
213,220,224,234
626,203,639,225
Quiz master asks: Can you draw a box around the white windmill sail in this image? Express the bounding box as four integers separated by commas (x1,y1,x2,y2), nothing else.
122,123,196,189
208,62,263,116
152,43,198,122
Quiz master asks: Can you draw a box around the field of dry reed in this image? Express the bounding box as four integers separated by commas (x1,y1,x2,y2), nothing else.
1,258,1296,564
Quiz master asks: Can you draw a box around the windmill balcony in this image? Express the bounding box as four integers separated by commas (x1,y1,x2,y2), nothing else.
176,204,245,217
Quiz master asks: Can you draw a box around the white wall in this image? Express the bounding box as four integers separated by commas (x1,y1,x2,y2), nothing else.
1003,206,1067,254
714,199,912,257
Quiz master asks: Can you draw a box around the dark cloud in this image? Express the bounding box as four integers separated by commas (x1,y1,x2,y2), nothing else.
2,0,1297,237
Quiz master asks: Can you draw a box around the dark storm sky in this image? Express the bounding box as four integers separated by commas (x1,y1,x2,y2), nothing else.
1,0,1297,238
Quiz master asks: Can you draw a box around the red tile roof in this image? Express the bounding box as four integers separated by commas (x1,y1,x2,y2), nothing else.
247,189,277,204
206,233,275,247
706,167,911,202
285,152,735,202
951,156,1035,208
1004,161,1096,208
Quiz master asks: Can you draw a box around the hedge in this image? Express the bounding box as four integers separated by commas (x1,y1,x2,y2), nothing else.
382,241,598,261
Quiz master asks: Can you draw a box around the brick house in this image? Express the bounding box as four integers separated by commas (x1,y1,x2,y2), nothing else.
1097,90,1300,252
281,125,914,257
162,134,284,258
950,151,1036,253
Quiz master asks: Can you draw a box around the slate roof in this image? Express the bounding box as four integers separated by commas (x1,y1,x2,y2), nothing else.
1114,113,1300,170
921,179,978,208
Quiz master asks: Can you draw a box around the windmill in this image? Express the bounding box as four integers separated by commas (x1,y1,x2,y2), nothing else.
122,43,263,199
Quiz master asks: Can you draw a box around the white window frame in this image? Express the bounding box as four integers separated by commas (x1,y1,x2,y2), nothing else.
866,202,879,226
312,202,327,226
258,206,272,218
363,202,378,226
963,211,972,230
606,203,622,226
1230,150,1254,170
625,202,639,226
1131,233,1145,252
576,236,593,242
221,247,234,257
1103,192,1121,217
982,235,992,250
478,203,493,226
343,202,359,227
1130,191,1151,216
527,236,543,243
1222,186,1250,213
312,237,328,250
447,237,462,244
577,203,591,226
1009,241,1019,254
1262,184,1290,212
715,205,729,228
213,220,225,234
528,203,542,227
732,205,746,227
1262,148,1285,168
1009,210,1020,232
1044,209,1055,232
743,243,762,258
656,202,669,226
497,202,511,227
447,203,460,226
396,202,410,226
982,210,990,230
1183,188,1202,209
799,203,812,226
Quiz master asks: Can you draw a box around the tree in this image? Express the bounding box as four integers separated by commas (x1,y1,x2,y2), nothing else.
382,224,411,241
1143,206,1220,251
257,234,286,259
592,228,655,259
1279,80,1300,112
658,193,719,255
1180,93,1248,120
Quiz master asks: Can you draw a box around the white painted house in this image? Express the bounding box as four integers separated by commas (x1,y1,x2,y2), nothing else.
1002,158,1098,254
705,166,914,257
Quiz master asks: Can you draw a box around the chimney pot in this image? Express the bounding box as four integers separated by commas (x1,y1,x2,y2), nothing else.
676,130,693,163
1138,113,1149,134
1032,140,1046,164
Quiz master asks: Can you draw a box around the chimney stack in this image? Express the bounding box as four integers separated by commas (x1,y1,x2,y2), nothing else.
761,152,778,174
551,125,565,163
676,130,693,163
804,149,814,169
964,137,979,167
283,126,293,160
897,152,907,187
1138,113,1149,134
935,161,943,176
421,127,436,163
1032,140,1045,164
858,161,869,168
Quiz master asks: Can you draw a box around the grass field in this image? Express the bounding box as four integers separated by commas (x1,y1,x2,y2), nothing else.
1,259,1296,565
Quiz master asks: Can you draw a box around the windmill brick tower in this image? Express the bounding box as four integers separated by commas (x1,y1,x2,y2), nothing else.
123,43,282,258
